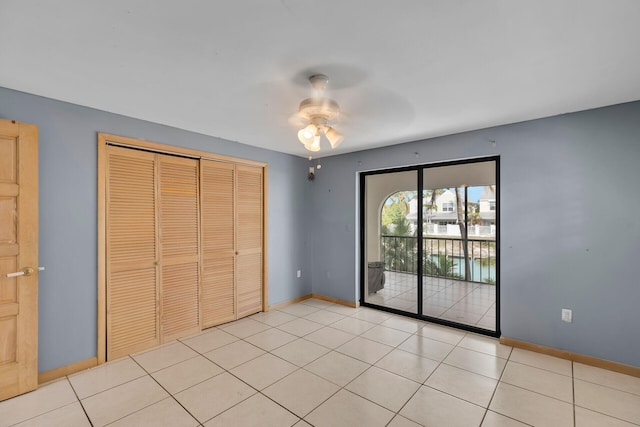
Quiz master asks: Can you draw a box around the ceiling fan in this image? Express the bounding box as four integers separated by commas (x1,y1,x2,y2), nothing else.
292,74,345,152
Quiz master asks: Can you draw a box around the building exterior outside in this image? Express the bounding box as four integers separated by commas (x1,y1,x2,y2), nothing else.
405,187,495,237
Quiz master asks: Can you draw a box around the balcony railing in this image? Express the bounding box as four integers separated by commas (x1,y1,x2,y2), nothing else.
381,235,496,283
424,223,495,237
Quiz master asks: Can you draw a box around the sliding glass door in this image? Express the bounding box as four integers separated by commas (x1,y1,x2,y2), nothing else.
360,158,499,335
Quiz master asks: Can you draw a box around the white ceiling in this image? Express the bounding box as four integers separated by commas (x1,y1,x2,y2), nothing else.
1,1,639,158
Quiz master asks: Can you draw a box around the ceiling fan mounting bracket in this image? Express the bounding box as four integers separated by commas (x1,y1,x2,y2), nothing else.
309,74,329,92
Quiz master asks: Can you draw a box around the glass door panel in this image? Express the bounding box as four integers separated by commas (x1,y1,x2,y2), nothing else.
363,171,418,313
422,162,497,331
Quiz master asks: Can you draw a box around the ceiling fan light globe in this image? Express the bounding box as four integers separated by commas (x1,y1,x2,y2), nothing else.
297,129,308,145
298,125,317,145
305,140,321,152
303,134,321,152
302,123,316,139
325,127,345,149
308,134,321,151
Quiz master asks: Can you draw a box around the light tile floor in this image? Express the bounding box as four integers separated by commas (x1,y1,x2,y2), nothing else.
366,272,497,330
2,299,640,426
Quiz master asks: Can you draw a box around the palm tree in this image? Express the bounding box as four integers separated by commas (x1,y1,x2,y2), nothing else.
424,254,462,279
455,187,471,280
381,191,416,272
381,200,411,236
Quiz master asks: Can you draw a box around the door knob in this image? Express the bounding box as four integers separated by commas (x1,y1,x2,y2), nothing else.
6,267,45,278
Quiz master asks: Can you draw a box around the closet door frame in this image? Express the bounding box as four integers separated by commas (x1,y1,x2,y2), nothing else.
97,133,268,364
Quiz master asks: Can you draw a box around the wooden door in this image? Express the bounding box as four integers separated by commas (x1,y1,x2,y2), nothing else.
200,160,236,327
157,155,200,341
0,119,38,400
236,165,263,318
106,146,159,360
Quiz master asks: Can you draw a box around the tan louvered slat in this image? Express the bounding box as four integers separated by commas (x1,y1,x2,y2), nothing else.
236,165,263,318
158,155,200,341
237,166,263,252
237,252,262,317
201,161,234,252
201,257,235,327
199,160,236,327
106,147,159,360
161,263,200,340
107,151,156,266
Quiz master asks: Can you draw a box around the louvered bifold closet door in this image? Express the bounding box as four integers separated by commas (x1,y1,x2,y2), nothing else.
236,165,263,318
158,155,200,341
106,146,159,360
200,160,236,327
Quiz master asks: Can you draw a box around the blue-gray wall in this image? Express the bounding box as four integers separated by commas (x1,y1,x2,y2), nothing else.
308,100,640,368
2,85,639,371
0,87,312,372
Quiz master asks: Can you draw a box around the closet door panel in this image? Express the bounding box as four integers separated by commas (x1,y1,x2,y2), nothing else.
106,147,159,360
200,160,236,327
158,156,200,341
236,165,263,318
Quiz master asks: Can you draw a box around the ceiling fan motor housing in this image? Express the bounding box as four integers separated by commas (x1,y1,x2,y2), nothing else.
297,98,340,124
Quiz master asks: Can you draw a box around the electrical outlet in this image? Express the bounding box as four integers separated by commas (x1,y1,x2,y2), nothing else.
561,308,572,323
296,270,301,278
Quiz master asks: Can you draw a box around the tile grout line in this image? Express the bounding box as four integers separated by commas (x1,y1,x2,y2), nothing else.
408,334,488,424
5,377,94,427
128,354,202,426
572,361,576,427
480,345,513,426
390,326,459,425
570,375,640,425
505,357,574,378
572,375,640,398
480,346,539,427
66,375,95,427
265,367,342,425
300,358,395,424
194,378,284,426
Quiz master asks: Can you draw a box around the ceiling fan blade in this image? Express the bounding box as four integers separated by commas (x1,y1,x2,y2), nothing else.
291,64,369,91
288,111,310,128
337,86,415,139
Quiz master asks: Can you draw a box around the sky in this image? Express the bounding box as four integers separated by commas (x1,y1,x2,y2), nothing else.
467,186,482,203
384,186,486,205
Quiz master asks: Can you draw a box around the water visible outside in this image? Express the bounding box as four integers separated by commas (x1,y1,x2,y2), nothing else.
428,254,496,283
